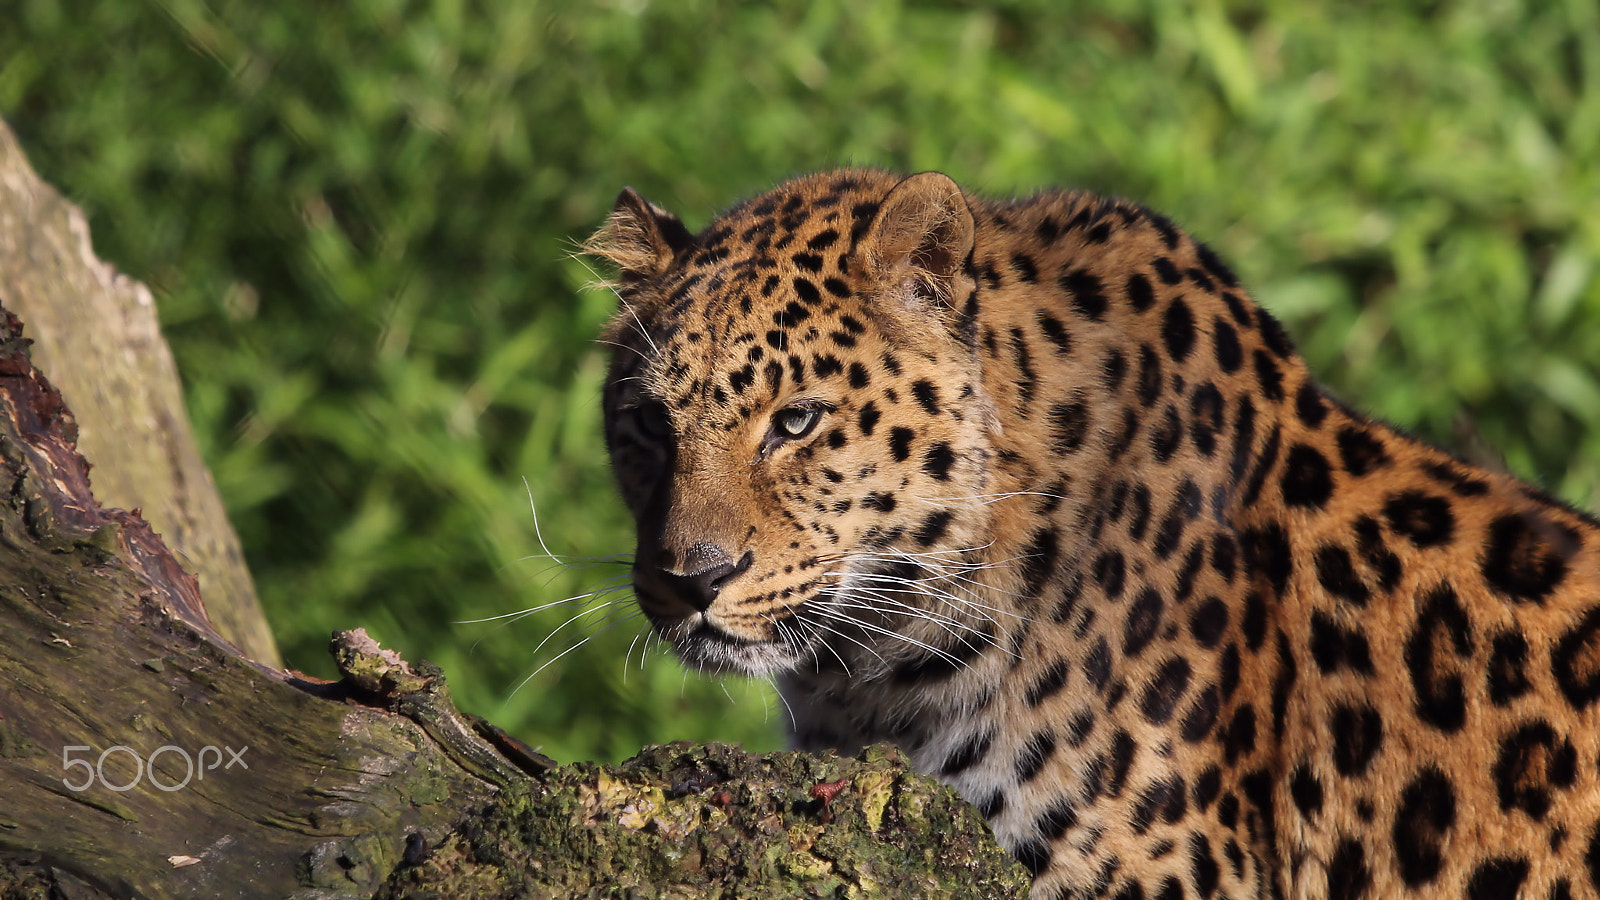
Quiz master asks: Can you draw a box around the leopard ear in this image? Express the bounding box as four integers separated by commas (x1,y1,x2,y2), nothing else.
857,171,976,309
584,187,694,283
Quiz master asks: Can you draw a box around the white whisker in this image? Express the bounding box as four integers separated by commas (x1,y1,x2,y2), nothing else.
624,632,643,681
806,606,966,666
910,489,1079,509
770,678,800,731
517,477,635,570
510,609,636,696
798,610,890,668
596,337,653,364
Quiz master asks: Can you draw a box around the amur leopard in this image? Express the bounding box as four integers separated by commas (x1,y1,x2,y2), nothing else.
585,168,1600,900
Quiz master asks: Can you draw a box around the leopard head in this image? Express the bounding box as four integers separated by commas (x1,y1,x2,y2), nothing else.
588,170,1002,677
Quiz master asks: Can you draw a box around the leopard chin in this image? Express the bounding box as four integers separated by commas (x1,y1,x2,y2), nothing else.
659,615,810,678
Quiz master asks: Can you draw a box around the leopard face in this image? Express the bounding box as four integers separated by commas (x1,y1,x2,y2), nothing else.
587,169,1600,900
597,171,1001,677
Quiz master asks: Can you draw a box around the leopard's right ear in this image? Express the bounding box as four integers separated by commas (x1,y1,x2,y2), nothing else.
584,187,695,283
856,171,975,312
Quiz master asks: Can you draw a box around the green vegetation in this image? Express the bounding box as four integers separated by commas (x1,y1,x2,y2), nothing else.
3,0,1597,763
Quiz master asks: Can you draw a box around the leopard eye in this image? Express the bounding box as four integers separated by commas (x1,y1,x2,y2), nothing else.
758,402,834,458
636,402,672,440
773,406,822,440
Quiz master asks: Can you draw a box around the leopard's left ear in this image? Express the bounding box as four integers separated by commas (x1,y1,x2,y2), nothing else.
856,171,976,311
584,187,695,284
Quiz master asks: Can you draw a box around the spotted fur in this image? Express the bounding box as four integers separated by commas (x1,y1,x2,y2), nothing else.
586,169,1600,900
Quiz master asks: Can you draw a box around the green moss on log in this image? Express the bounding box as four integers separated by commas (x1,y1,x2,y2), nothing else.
380,742,1028,899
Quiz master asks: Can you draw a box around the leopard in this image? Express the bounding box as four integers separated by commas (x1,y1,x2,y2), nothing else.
583,168,1600,900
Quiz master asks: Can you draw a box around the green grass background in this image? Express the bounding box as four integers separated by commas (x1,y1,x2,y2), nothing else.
3,0,1597,763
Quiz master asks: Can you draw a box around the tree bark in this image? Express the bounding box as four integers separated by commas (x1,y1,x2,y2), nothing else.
0,124,1027,899
0,116,277,667
0,302,515,897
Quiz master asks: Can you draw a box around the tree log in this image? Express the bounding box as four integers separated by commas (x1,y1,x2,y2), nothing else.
0,304,512,896
0,117,277,667
0,126,1026,899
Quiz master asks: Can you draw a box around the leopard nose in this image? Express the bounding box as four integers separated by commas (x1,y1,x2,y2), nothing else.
672,544,753,612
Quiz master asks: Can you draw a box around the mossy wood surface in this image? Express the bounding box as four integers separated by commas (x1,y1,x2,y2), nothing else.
380,742,1028,900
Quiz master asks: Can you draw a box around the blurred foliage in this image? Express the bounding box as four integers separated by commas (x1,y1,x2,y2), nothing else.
2,0,1597,763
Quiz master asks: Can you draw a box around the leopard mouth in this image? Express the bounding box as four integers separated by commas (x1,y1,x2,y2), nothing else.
642,557,976,680
663,616,810,677
632,566,830,677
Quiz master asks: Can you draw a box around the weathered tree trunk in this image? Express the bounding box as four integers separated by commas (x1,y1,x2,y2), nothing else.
0,117,277,666
0,121,1027,899
0,301,518,896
